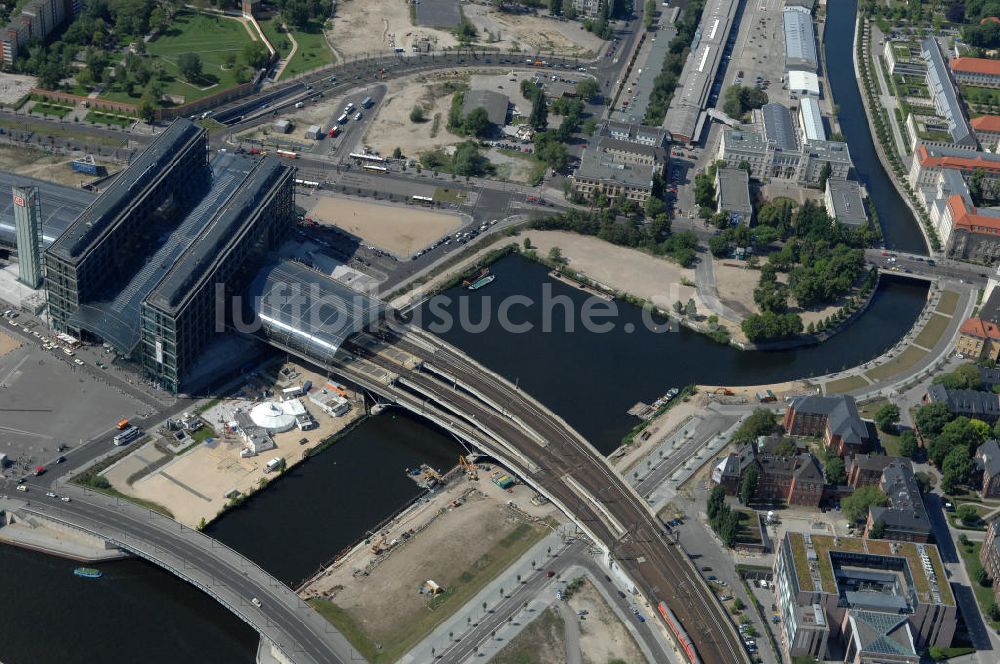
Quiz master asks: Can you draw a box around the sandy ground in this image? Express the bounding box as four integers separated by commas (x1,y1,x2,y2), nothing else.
363,71,468,156
0,145,118,187
463,4,604,57
566,579,647,664
107,361,364,527
329,0,457,59
0,329,20,358
522,230,699,312
328,0,602,61
306,478,555,646
309,194,463,256
0,73,36,106
495,606,567,664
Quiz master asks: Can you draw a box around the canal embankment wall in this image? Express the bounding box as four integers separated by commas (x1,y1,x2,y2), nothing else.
0,502,127,562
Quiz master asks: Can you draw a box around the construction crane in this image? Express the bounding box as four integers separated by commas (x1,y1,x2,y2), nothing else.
459,455,479,480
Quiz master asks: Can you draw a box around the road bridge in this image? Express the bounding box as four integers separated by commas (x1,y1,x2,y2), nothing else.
10,486,360,664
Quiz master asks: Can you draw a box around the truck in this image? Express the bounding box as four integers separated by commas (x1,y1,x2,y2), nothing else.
265,457,285,473
116,418,130,430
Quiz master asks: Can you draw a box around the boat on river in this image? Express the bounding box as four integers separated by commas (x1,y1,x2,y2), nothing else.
73,567,102,579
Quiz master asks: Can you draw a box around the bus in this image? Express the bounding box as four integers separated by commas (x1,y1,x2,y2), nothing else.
294,179,321,188
337,113,349,124
412,195,434,205
362,164,388,174
361,96,373,108
349,152,385,163
114,426,141,446
275,149,298,159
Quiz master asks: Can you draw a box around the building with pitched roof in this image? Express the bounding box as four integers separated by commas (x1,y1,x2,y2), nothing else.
570,120,670,203
981,518,1000,603
919,38,976,148
773,532,955,662
799,97,826,142
865,459,933,543
783,394,869,456
977,440,1000,498
955,317,1000,361
972,115,1000,152
925,383,1000,422
847,454,894,488
950,56,1000,88
710,435,823,506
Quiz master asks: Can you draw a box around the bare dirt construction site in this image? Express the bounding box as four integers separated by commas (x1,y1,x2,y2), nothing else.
0,145,118,187
328,0,458,59
520,230,699,312
328,0,603,60
0,329,20,357
309,194,463,256
103,361,364,527
566,579,646,664
362,71,468,157
305,476,558,662
462,4,605,57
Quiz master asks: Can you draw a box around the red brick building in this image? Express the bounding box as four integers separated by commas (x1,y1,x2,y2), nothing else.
784,395,869,457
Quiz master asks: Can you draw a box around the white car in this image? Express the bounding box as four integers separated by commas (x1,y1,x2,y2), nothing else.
251,597,262,608
60,496,71,503
45,491,56,498
73,358,85,366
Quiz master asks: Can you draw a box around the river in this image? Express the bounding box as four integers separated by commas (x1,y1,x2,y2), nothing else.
823,0,929,254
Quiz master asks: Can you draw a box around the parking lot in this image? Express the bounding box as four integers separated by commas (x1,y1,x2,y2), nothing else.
0,315,145,479
726,0,787,108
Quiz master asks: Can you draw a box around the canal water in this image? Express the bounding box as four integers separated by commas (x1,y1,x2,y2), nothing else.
420,255,928,454
0,544,257,664
204,410,463,586
823,0,929,254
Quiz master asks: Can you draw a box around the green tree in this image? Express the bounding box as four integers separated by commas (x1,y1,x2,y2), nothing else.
732,409,778,444
957,503,980,526
685,298,697,317
933,363,982,390
825,456,846,485
914,402,953,439
842,485,889,523
739,465,759,505
898,430,919,459
869,518,885,539
976,565,991,586
137,97,155,123
528,88,548,130
548,246,564,263
576,77,600,101
242,40,271,69
874,403,901,433
707,485,726,521
410,105,426,123
463,106,492,137
177,52,202,82
818,161,833,191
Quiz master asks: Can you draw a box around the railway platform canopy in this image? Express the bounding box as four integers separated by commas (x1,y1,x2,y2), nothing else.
246,259,385,365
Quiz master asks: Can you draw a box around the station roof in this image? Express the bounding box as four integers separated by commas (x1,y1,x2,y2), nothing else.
47,119,206,263
66,152,257,353
246,260,385,366
0,172,93,248
783,6,818,72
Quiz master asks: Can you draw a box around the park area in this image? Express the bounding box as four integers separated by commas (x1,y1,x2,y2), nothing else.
258,16,334,80
308,195,463,256
100,12,255,105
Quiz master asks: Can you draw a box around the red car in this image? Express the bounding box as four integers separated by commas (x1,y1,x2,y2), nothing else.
34,466,45,476
547,570,556,577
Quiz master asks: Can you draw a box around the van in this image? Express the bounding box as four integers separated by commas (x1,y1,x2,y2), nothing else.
295,101,305,109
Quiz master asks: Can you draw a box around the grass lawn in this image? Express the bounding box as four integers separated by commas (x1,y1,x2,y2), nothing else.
865,346,927,382
937,290,959,316
913,313,950,349
824,375,870,394
957,540,1000,630
85,111,133,127
258,17,333,80
434,186,468,204
493,607,566,664
102,11,252,106
31,102,72,118
310,521,549,663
